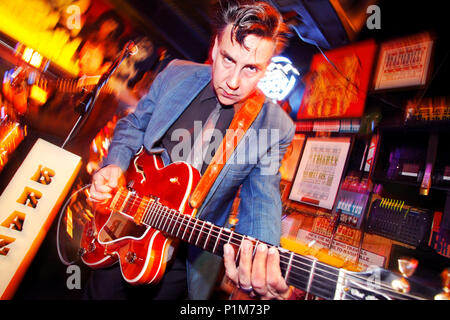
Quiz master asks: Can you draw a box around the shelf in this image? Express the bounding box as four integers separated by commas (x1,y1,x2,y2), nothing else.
372,175,450,193
379,119,450,132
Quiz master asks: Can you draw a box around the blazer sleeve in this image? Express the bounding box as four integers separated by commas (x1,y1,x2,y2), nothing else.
235,119,295,246
101,60,175,171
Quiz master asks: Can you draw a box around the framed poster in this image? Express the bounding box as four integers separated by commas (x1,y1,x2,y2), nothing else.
289,137,351,210
373,32,434,90
297,39,377,119
279,133,306,182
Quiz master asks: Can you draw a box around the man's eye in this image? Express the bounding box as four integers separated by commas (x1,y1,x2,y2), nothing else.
246,66,258,73
223,56,232,63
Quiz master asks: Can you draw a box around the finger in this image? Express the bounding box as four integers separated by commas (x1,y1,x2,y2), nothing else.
223,244,238,285
93,182,113,194
88,189,112,202
238,240,253,290
266,246,290,299
251,243,268,296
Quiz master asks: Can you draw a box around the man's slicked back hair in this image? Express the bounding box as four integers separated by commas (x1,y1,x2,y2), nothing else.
212,0,290,55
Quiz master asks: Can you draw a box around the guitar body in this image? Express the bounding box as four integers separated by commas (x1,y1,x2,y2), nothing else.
80,149,201,284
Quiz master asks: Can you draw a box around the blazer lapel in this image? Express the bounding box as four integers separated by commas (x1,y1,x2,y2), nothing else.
147,67,212,147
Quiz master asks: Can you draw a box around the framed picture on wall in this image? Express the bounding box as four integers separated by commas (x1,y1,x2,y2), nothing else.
280,133,306,182
296,39,377,119
373,32,434,90
289,137,351,210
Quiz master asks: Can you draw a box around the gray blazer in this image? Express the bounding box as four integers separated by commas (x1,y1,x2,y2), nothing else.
103,59,295,298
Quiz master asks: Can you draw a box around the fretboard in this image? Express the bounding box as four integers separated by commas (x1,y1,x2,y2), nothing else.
110,189,340,299
33,74,112,94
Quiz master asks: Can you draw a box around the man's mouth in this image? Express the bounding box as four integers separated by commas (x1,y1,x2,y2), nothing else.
221,89,238,98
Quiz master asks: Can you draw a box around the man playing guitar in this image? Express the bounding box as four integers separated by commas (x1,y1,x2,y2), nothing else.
88,0,294,300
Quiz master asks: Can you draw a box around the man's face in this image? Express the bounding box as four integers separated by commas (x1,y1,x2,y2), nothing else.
211,24,275,106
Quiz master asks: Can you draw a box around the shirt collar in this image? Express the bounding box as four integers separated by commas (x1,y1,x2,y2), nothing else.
199,81,217,102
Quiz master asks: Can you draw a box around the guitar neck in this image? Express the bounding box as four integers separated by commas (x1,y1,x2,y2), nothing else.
35,74,111,94
111,189,340,299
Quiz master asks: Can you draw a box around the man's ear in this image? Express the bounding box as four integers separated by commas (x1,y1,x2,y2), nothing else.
211,36,219,63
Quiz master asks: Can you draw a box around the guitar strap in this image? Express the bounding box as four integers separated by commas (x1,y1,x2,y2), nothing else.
189,90,265,210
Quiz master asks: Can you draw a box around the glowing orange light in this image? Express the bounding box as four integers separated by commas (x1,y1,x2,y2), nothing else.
0,122,25,172
22,47,33,63
20,47,44,68
29,85,48,105
29,51,43,68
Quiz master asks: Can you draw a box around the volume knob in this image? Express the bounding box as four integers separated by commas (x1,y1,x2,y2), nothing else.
392,257,418,293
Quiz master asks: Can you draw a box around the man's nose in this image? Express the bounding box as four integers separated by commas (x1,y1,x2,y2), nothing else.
226,68,240,90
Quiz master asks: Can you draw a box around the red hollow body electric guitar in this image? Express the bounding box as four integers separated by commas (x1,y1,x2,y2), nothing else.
79,148,443,300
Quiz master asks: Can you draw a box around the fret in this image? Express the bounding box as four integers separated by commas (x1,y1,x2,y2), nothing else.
215,227,232,256
160,206,172,232
203,222,213,250
187,219,198,244
194,221,206,246
170,210,181,236
142,199,152,225
227,230,234,246
212,226,223,254
305,258,317,299
333,268,347,300
175,213,187,239
308,261,339,300
141,198,154,226
152,203,165,230
170,209,181,235
284,250,294,282
162,207,175,233
252,239,260,257
145,200,159,226
233,232,242,263
181,215,192,241
281,253,313,293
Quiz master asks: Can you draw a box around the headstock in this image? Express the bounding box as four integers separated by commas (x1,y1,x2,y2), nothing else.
336,259,443,300
434,268,450,300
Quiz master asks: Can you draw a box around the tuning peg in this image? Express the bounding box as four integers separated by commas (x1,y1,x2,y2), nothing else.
434,268,450,300
398,258,418,277
392,257,418,293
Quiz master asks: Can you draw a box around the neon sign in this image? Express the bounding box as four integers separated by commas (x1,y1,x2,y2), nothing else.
258,56,300,102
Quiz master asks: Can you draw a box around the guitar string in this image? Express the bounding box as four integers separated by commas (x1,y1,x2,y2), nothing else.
107,191,425,300
110,191,423,300
153,205,422,300
111,191,422,300
111,192,343,288
115,192,365,288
